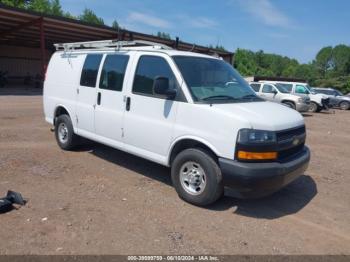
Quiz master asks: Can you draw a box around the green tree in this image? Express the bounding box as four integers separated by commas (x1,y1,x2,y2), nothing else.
27,0,51,13
0,0,30,7
332,44,350,76
78,8,104,25
233,49,257,76
156,32,171,39
111,19,120,29
50,0,62,16
315,46,333,77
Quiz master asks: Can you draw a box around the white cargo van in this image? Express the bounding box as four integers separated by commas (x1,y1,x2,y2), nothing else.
44,40,310,206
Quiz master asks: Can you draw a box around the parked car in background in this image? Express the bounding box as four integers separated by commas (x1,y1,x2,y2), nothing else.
311,88,350,110
250,82,310,112
258,81,329,113
43,40,310,206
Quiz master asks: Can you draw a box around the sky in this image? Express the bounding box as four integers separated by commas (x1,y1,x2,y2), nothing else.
60,0,350,64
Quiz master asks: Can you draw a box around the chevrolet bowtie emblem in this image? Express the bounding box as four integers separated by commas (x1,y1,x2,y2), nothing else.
293,137,300,146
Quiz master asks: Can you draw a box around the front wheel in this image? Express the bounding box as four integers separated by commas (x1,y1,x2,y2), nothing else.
339,101,350,110
308,102,319,113
171,148,223,206
55,114,79,150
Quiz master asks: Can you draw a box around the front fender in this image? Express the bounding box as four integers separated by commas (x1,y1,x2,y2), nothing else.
167,135,221,165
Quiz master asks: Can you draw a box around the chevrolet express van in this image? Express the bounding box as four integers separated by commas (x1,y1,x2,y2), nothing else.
43,40,310,206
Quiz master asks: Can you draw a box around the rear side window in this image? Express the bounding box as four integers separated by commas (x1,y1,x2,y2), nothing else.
99,55,129,91
80,54,103,87
132,55,178,96
250,83,260,92
262,84,275,93
278,83,293,92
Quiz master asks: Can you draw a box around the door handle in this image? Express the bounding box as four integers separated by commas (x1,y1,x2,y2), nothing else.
97,92,101,105
126,96,131,111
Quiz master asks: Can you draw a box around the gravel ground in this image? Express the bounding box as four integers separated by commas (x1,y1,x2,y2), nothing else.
0,92,349,255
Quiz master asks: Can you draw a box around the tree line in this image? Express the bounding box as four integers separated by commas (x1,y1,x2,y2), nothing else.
234,45,350,93
0,0,120,27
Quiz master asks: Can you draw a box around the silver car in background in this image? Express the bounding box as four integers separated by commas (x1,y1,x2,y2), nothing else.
250,82,310,112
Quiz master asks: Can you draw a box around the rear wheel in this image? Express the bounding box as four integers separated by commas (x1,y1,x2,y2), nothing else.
282,101,296,110
308,102,319,113
171,148,223,206
55,114,79,150
339,101,350,110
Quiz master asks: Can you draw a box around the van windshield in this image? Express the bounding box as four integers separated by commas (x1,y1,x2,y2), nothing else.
173,56,262,103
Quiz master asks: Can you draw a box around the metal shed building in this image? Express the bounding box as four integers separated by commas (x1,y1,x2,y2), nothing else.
0,4,234,86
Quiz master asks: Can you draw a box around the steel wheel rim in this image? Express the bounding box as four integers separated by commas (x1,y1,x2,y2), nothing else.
58,123,69,144
309,103,317,112
340,102,348,110
179,161,207,195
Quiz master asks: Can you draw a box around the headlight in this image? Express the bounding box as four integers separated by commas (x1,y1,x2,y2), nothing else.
298,97,303,102
237,129,276,144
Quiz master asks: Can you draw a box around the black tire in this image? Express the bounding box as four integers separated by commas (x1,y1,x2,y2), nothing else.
54,114,79,150
339,101,350,110
171,148,223,206
308,102,319,113
282,101,296,110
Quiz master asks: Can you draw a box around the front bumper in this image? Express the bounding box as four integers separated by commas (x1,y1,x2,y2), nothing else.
218,146,310,198
321,98,331,109
296,102,310,112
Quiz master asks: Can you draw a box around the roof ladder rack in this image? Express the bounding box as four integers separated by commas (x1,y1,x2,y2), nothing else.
54,39,173,51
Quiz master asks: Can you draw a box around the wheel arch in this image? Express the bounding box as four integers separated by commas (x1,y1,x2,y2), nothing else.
53,104,73,125
168,136,219,166
281,100,296,106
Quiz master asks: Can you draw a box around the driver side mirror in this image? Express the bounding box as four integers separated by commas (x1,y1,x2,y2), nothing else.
153,76,177,99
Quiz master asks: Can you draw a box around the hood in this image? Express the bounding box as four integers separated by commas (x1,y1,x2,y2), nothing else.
311,93,328,99
339,95,350,101
209,101,304,131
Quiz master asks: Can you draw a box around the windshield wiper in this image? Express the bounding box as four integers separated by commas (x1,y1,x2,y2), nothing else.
202,95,237,101
240,94,260,100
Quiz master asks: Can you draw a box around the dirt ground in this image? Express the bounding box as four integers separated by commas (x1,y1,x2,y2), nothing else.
0,90,350,255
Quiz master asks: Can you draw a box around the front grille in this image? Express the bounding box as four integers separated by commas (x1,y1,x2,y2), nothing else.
276,126,306,142
278,144,304,161
276,126,306,161
322,98,330,107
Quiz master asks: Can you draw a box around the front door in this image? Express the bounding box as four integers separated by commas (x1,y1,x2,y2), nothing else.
123,54,181,164
261,84,277,102
94,54,130,146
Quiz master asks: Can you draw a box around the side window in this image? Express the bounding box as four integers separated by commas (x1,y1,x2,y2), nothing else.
132,55,178,96
295,85,307,94
99,55,129,91
262,84,275,93
278,83,293,92
250,83,260,92
316,90,327,95
80,54,103,87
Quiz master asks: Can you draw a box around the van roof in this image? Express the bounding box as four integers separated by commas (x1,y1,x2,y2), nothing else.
55,48,221,60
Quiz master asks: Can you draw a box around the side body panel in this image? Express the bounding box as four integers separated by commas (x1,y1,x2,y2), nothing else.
43,51,85,131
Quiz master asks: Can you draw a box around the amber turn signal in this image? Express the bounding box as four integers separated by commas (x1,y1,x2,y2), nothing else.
237,151,277,160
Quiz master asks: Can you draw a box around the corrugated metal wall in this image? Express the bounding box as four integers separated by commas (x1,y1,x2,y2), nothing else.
0,45,50,77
